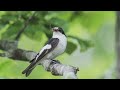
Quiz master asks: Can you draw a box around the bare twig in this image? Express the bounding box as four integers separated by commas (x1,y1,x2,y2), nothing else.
15,11,37,41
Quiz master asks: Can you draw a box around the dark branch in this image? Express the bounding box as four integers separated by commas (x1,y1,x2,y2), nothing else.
116,11,120,79
0,53,6,57
0,40,18,51
15,11,37,41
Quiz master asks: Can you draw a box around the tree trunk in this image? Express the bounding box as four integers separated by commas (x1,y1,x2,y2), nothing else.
116,11,120,79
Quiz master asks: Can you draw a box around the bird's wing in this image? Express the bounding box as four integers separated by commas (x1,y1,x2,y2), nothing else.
30,38,59,63
22,38,59,76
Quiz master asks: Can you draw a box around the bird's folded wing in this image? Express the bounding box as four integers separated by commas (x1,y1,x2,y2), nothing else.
30,38,59,63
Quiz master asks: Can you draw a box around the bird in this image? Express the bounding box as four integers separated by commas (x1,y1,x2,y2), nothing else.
22,26,67,77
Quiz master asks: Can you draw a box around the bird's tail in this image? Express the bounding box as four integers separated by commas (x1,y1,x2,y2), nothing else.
22,61,37,77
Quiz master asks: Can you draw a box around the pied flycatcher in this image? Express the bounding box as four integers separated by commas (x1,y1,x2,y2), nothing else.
22,27,67,77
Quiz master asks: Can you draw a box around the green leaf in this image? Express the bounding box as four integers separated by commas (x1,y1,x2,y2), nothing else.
1,22,22,40
72,11,115,34
24,25,45,41
0,11,20,25
45,11,72,21
43,28,52,39
65,41,77,54
48,17,69,32
0,61,11,71
78,39,94,52
68,35,94,52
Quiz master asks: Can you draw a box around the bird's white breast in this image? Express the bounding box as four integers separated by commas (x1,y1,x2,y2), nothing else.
35,31,67,64
49,32,67,59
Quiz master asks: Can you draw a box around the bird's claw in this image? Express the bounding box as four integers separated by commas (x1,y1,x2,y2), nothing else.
52,60,61,64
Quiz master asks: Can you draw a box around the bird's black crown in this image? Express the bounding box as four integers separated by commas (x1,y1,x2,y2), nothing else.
57,27,66,36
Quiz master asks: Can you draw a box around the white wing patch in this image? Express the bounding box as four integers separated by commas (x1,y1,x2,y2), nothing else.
35,44,51,60
45,44,52,49
39,44,51,54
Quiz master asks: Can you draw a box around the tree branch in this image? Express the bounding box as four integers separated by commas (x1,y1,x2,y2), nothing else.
0,53,6,57
0,40,18,51
15,11,37,41
0,40,79,79
41,59,79,79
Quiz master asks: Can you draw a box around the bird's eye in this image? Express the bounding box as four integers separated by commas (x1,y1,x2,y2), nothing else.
59,29,62,33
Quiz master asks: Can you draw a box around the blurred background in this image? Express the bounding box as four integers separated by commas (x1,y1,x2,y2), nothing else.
0,11,117,79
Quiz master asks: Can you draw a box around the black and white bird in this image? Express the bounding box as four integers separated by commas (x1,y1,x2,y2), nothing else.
22,27,67,77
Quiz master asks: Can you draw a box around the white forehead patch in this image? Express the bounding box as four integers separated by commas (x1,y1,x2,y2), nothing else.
54,27,59,29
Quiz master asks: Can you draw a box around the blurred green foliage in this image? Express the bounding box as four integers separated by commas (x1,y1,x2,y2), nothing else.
0,11,116,79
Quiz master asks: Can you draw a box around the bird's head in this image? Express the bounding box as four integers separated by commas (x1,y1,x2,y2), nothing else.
52,27,66,36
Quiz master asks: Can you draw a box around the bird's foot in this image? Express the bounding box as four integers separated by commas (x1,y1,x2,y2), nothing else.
52,59,61,64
